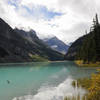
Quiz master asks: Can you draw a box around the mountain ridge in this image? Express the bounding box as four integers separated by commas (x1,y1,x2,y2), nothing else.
43,36,69,54
0,18,64,63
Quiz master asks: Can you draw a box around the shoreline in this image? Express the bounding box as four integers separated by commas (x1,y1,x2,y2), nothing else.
0,60,68,66
75,60,100,67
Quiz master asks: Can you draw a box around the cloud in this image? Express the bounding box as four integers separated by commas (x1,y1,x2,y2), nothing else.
0,0,100,44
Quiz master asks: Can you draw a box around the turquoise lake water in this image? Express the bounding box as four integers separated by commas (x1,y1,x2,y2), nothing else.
0,61,97,100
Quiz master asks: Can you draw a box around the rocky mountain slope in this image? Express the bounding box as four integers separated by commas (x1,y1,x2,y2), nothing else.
43,36,69,54
0,18,64,63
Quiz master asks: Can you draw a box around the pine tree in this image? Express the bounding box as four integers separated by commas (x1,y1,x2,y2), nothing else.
96,13,99,26
76,14,100,63
94,14,100,61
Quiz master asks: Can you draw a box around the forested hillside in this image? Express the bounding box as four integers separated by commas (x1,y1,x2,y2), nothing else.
65,14,100,64
0,18,64,63
77,14,100,63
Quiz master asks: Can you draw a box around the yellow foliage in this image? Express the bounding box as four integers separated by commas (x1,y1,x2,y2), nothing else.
76,69,100,100
75,60,100,67
87,71,100,100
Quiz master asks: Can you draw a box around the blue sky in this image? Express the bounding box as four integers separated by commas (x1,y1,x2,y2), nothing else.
8,0,18,9
8,0,62,20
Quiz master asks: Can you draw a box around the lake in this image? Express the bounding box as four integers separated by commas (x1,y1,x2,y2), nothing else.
0,61,97,100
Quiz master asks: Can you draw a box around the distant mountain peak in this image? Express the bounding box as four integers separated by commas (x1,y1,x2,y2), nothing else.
42,36,70,54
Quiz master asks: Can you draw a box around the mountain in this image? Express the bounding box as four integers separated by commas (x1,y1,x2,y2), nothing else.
68,42,73,46
64,35,88,60
43,36,69,54
0,18,64,63
14,28,38,42
76,15,100,63
65,14,100,63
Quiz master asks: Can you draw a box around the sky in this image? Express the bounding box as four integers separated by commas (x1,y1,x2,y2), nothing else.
0,0,100,44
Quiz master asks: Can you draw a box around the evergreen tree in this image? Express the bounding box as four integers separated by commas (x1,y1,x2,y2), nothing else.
76,14,100,63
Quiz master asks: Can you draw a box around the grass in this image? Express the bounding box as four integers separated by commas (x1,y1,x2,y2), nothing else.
64,95,87,100
29,54,49,62
75,60,100,67
72,78,91,89
72,69,100,100
64,69,100,100
64,60,100,100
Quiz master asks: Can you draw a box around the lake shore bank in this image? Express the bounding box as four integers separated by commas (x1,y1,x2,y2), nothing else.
74,72,100,100
71,68,100,100
0,60,67,66
75,60,100,67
